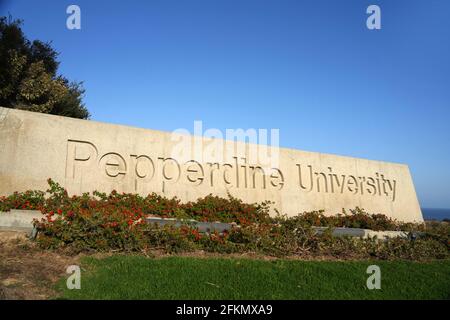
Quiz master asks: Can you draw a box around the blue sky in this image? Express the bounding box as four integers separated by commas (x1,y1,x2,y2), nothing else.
2,0,449,208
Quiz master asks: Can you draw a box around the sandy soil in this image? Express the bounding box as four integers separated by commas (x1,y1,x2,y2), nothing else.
0,231,80,300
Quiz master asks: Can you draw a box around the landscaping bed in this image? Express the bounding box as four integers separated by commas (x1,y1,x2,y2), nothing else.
0,235,80,300
0,179,448,260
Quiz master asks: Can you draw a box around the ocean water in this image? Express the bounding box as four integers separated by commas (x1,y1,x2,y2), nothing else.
421,208,450,221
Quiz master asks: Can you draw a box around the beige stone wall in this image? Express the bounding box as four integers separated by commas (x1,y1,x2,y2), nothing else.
0,107,423,222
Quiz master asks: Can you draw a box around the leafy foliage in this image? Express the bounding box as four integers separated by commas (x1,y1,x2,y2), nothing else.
277,208,421,232
0,179,448,260
0,16,89,119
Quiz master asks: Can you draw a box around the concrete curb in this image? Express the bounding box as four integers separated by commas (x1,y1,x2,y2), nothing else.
147,217,414,239
0,210,417,240
146,217,234,233
312,226,413,240
0,209,42,238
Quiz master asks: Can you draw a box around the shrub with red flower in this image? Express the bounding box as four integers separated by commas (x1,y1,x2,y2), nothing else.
0,179,448,260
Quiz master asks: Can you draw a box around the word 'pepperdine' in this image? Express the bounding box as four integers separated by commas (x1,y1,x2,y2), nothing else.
66,140,396,202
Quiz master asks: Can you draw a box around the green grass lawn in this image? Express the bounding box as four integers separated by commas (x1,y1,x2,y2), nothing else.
58,256,450,300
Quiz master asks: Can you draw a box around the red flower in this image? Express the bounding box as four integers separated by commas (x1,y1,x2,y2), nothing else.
191,229,201,241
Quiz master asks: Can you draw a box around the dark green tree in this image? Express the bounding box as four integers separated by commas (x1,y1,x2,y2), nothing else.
0,16,89,119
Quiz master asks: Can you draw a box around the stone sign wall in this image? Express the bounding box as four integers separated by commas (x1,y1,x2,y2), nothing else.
0,107,423,222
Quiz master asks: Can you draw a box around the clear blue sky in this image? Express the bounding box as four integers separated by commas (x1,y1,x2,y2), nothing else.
2,0,449,208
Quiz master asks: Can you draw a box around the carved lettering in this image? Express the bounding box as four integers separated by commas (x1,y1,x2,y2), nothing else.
99,153,127,179
250,166,266,189
295,163,397,201
185,160,204,185
269,168,284,190
64,139,398,202
66,140,98,179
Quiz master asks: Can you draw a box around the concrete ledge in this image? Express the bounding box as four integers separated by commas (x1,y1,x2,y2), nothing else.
0,210,42,232
0,210,414,241
147,217,234,233
147,217,412,239
312,227,410,240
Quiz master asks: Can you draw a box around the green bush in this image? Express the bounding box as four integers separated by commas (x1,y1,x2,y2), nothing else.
0,190,45,211
0,179,448,260
281,207,422,232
